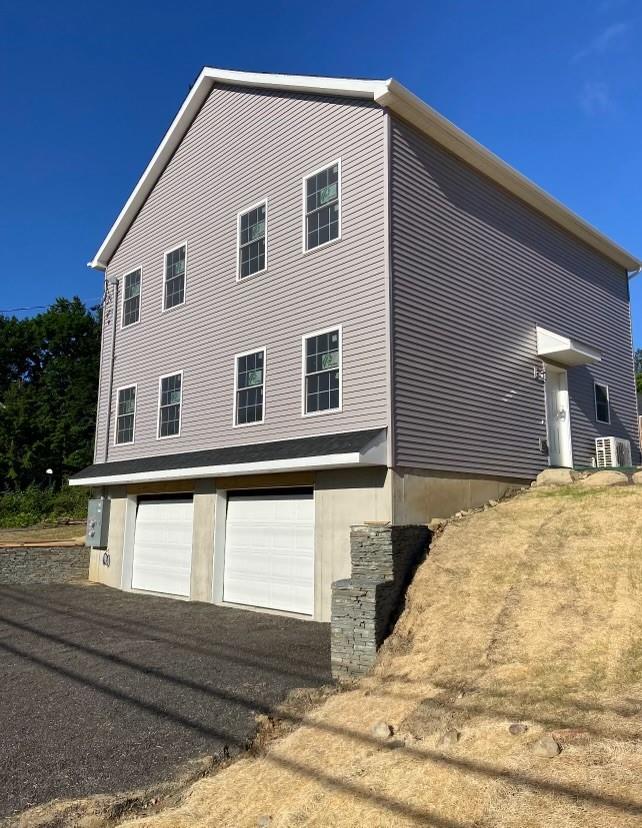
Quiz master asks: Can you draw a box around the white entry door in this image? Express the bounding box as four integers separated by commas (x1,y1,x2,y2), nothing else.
223,490,314,615
545,366,573,467
131,497,193,596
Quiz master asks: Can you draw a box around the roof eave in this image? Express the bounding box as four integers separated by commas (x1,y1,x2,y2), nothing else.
375,79,641,273
88,70,641,274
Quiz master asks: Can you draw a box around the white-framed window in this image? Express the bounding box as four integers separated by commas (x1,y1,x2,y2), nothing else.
303,160,341,252
121,268,142,327
115,385,136,445
157,371,183,438
594,382,610,424
302,326,342,415
163,243,187,310
237,201,267,279
233,348,266,426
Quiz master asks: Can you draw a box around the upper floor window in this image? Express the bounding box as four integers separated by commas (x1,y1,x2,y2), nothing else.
594,382,610,423
121,268,141,327
303,327,341,415
115,385,136,444
163,244,186,310
234,348,265,425
304,162,340,251
158,371,183,438
238,202,267,279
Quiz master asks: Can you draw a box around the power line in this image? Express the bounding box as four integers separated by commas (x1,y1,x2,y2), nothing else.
0,298,104,314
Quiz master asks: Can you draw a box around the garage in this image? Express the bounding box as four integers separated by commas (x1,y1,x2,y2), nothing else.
131,496,194,597
223,489,315,615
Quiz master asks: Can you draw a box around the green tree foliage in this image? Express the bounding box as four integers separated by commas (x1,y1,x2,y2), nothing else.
0,298,100,491
635,349,642,395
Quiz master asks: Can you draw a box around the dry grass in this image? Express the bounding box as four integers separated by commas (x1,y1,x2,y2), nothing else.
111,487,642,825
0,524,84,546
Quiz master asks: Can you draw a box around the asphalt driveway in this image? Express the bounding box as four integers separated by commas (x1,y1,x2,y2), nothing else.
0,584,331,820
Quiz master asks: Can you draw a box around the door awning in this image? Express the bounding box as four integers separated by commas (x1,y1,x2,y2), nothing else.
536,326,602,367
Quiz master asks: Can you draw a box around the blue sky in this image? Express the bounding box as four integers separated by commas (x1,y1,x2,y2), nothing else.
2,0,641,342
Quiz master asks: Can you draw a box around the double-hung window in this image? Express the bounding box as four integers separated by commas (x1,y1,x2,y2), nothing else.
594,382,610,423
158,372,183,438
303,327,341,414
304,161,340,251
121,268,141,327
234,349,265,425
238,202,267,279
115,385,136,445
163,244,186,310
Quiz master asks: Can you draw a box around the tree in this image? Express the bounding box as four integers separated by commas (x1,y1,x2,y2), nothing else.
635,349,642,395
0,298,100,491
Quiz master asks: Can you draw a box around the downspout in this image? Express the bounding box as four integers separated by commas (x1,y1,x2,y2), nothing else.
103,275,119,462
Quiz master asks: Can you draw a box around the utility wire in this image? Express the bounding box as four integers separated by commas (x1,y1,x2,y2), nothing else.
0,298,104,314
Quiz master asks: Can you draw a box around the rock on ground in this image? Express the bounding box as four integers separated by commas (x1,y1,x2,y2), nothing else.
579,470,629,487
535,468,577,486
531,735,561,758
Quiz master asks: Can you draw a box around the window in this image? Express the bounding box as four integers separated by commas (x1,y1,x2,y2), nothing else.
304,161,340,251
158,372,183,438
595,382,610,423
234,349,265,425
163,244,186,310
238,202,267,279
121,268,141,327
303,327,341,414
115,385,136,444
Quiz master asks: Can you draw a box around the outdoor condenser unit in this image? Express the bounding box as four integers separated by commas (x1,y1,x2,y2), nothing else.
595,437,632,469
85,497,110,548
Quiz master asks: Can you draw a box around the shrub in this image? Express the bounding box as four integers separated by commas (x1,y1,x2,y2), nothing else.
0,484,88,528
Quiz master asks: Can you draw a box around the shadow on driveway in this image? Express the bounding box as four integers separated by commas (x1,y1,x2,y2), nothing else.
0,583,331,819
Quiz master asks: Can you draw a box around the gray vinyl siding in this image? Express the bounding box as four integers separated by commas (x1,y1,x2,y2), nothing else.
390,116,639,478
94,86,387,463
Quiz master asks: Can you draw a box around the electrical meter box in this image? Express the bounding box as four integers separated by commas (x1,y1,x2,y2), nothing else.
86,497,110,549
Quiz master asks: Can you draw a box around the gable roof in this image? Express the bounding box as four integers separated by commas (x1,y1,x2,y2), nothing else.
89,67,640,272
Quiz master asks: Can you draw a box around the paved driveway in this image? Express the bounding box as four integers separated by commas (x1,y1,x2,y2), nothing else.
0,584,331,820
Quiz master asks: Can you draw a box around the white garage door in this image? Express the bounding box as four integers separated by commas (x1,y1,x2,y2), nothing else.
223,490,314,615
132,497,193,597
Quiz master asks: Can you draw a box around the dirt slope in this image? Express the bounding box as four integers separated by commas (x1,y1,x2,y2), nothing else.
120,485,642,827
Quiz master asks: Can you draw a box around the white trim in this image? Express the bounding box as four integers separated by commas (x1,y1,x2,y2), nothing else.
301,325,343,417
301,158,342,254
120,267,142,329
162,242,187,312
232,346,267,427
594,381,611,424
69,451,386,488
88,69,639,273
236,198,268,281
156,369,184,440
113,383,137,446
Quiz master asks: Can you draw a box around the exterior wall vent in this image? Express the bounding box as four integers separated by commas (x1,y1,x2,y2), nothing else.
595,437,632,469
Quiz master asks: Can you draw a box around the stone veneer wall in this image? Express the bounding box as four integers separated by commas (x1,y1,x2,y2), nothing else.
0,546,90,584
331,524,430,678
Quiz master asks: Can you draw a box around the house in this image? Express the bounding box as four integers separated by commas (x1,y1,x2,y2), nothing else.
70,68,641,622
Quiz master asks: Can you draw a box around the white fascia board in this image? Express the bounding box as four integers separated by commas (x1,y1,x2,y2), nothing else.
68,449,386,487
536,326,602,366
89,68,640,273
375,80,640,272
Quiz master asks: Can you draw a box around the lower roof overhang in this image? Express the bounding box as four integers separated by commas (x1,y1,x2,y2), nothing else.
536,326,602,367
69,428,387,487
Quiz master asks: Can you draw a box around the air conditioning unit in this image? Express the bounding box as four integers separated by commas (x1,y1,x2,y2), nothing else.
595,437,632,469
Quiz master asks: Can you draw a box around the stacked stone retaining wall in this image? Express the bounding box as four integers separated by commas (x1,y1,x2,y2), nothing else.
0,546,89,584
331,524,430,678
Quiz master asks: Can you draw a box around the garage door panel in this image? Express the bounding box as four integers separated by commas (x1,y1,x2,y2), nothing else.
132,498,193,597
224,492,314,615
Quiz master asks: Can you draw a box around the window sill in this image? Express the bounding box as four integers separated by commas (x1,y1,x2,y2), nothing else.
302,236,342,257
